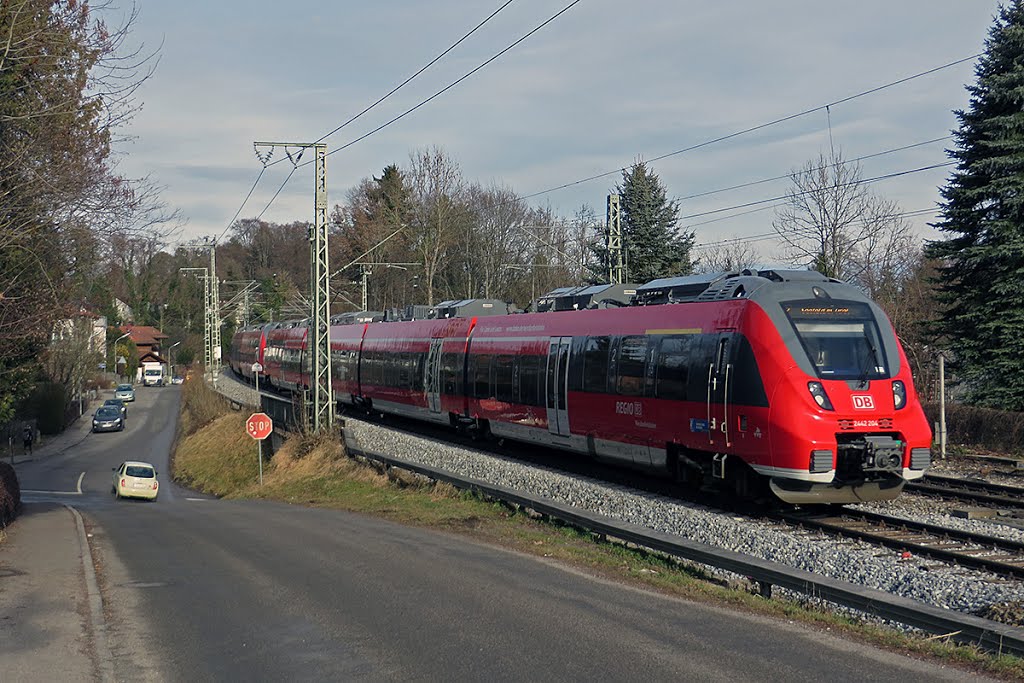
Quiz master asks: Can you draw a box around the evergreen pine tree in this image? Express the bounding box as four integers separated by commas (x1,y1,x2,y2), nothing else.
591,161,694,284
926,1,1024,409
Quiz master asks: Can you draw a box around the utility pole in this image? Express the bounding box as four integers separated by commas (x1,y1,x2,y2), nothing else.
182,237,221,384
180,266,211,380
361,265,371,311
606,194,624,284
254,141,333,432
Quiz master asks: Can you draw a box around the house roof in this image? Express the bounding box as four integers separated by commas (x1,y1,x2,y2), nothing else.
139,351,165,364
121,325,168,346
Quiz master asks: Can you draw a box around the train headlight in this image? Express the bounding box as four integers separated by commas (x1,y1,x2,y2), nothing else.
807,382,834,411
892,380,907,410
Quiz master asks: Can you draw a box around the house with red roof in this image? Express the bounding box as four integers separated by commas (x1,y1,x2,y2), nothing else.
120,325,168,361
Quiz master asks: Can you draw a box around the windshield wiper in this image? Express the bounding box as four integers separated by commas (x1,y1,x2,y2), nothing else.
858,334,880,387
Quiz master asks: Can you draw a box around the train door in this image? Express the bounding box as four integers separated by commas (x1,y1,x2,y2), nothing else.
425,338,443,413
705,332,734,451
546,336,572,436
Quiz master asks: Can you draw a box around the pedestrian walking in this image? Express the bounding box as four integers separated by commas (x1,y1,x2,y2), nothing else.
22,425,33,455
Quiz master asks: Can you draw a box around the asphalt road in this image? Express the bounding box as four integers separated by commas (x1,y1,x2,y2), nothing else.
15,386,981,681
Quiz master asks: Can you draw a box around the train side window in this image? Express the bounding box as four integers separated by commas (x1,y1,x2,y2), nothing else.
441,352,462,396
616,335,647,396
494,355,514,402
519,355,541,406
582,336,611,393
396,353,409,387
471,354,492,398
656,335,691,401
413,352,425,392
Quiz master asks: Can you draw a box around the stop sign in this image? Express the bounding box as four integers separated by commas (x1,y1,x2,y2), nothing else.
246,412,273,440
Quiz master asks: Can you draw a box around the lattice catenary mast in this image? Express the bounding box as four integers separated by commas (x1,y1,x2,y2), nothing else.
253,141,334,432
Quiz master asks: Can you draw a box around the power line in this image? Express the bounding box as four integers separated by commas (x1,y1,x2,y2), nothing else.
263,0,519,171
256,167,298,222
679,161,954,221
519,54,979,202
678,135,951,202
227,0,521,232
324,0,584,160
217,167,266,242
312,1,516,146
691,207,940,251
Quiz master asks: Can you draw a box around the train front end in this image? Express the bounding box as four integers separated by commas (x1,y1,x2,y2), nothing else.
750,280,932,504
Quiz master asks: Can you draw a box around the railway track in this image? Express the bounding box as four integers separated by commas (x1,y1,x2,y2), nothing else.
778,508,1024,581
907,473,1024,510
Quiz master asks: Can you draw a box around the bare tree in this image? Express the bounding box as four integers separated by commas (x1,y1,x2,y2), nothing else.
693,236,761,274
772,151,915,287
0,1,165,418
406,147,468,306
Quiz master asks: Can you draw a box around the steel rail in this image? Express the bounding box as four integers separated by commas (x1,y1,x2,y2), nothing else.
341,436,1024,658
908,474,1024,509
776,510,1024,581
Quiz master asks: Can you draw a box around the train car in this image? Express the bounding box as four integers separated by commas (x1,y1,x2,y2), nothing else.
232,269,932,504
262,320,309,391
229,323,272,377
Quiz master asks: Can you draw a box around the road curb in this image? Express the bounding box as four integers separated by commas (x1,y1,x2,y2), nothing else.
67,505,114,683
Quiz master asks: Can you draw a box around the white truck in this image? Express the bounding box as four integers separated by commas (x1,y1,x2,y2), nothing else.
141,361,166,387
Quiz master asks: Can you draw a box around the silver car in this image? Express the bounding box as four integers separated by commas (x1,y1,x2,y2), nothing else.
114,384,135,402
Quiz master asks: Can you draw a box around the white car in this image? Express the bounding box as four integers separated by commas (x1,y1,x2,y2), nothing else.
112,461,159,501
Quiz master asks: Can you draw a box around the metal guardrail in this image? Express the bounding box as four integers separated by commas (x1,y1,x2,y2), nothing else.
344,435,1024,658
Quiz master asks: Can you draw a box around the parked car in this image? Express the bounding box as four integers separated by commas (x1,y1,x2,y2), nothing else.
114,384,135,402
103,398,128,420
92,406,124,433
112,461,159,500
170,375,184,385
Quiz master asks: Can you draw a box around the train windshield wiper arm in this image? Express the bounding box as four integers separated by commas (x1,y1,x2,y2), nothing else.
859,333,880,384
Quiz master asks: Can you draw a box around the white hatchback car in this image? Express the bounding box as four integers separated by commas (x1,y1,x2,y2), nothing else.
112,461,159,501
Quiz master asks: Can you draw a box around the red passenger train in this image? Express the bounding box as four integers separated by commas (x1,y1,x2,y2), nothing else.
230,269,932,504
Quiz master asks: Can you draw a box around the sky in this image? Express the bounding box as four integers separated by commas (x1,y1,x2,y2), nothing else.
112,0,1005,263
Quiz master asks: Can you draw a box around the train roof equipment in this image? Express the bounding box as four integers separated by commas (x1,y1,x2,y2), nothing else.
632,268,837,306
533,283,639,312
427,299,512,319
330,311,385,325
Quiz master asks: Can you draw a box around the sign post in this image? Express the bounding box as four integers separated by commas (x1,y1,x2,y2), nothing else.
246,411,272,485
252,362,263,405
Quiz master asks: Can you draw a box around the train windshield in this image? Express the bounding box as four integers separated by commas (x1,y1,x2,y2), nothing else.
782,300,888,381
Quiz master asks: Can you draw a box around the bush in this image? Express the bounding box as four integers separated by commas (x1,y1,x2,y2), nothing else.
0,462,21,527
26,382,67,435
923,402,1024,455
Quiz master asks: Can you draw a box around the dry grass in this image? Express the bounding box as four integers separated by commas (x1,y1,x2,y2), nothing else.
178,376,232,436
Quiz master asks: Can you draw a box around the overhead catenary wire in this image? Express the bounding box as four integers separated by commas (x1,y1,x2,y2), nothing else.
519,54,979,203
224,42,976,252
216,167,266,242
691,207,941,251
263,0,520,171
678,135,952,202
222,0,522,234
276,0,584,177
680,161,954,221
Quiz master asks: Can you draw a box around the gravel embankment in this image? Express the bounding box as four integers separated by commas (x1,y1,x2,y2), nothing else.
213,370,1024,617
341,416,1023,616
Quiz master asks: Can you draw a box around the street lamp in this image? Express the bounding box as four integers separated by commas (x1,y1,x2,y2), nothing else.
168,341,181,376
111,332,131,382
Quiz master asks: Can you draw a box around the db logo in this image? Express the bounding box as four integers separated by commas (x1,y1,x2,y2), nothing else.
852,395,875,410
